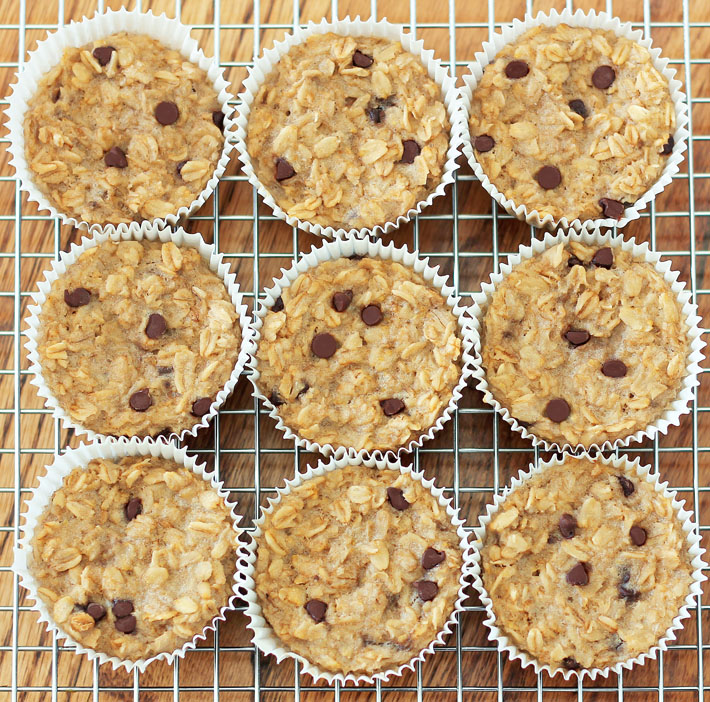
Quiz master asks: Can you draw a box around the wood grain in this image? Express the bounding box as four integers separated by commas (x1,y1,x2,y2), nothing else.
0,0,708,700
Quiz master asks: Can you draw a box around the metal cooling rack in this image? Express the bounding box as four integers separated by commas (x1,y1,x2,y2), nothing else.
1,0,708,699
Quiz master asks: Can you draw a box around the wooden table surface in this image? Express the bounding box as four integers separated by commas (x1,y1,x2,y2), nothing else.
0,0,708,700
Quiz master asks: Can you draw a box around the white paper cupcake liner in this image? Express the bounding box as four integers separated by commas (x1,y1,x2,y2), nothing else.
5,8,235,235
24,224,253,443
470,452,707,681
459,8,688,231
245,236,476,460
234,16,466,240
13,437,247,674
469,227,705,453
241,453,474,685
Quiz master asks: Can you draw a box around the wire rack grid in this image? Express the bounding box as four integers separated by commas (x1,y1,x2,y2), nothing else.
0,0,708,700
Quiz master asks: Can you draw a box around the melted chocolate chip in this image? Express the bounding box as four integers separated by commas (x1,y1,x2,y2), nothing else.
592,65,616,89
558,513,577,539
86,603,106,621
617,475,635,497
387,487,410,511
311,333,337,359
422,547,445,570
272,296,284,312
191,397,212,417
92,45,115,66
599,198,625,220
124,497,142,521
269,391,285,406
566,562,589,586
157,366,172,376
415,580,439,601
64,288,91,308
661,135,674,155
630,525,647,546
474,135,495,152
305,599,327,623
368,107,384,124
564,329,590,347
112,600,134,618
562,656,581,671
361,304,383,326
401,140,421,164
380,398,405,416
129,389,152,412
155,101,179,125
602,359,627,378
535,165,562,190
296,384,310,399
212,110,225,132
352,50,374,68
618,582,640,602
332,290,353,312
104,146,127,168
568,99,588,118
115,615,136,634
145,313,167,339
52,88,61,103
545,398,570,423
592,247,614,269
275,157,296,182
567,255,585,268
505,60,529,79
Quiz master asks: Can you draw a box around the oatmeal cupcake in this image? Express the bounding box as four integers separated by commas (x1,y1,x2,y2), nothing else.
7,10,233,231
243,456,470,683
236,18,463,237
461,10,687,229
472,231,704,450
247,238,474,456
15,439,243,670
26,228,249,441
473,454,705,678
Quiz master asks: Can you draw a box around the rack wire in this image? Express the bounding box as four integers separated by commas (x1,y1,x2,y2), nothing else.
0,0,708,700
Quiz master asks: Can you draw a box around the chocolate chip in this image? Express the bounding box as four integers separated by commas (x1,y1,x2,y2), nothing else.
592,247,614,268
558,513,577,539
269,391,285,406
155,101,179,125
332,290,353,312
535,165,561,190
348,254,366,261
545,398,570,423
422,548,445,570
104,146,127,168
86,603,106,621
505,60,529,79
272,296,284,312
361,304,383,326
602,359,627,378
618,582,640,602
567,255,585,268
176,159,188,175
124,497,142,521
387,487,410,511
352,49,374,68
380,398,405,416
599,198,625,219
562,657,581,671
592,65,616,89
415,580,439,601
617,475,635,497
368,107,384,124
474,135,495,152
630,525,647,546
129,389,152,412
568,99,588,118
566,562,589,586
191,397,212,417
212,110,225,132
311,333,337,359
661,135,674,155
64,288,91,308
112,600,134,618
275,157,296,182
305,599,327,623
564,329,590,347
92,45,115,66
115,615,136,634
145,313,167,339
52,88,61,103
401,140,420,164
157,366,172,376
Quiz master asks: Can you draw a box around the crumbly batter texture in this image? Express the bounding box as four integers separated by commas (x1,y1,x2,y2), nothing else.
480,242,689,446
28,456,239,661
255,257,463,452
24,32,224,225
246,33,450,230
469,24,675,222
481,457,693,671
36,239,242,438
254,465,463,675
